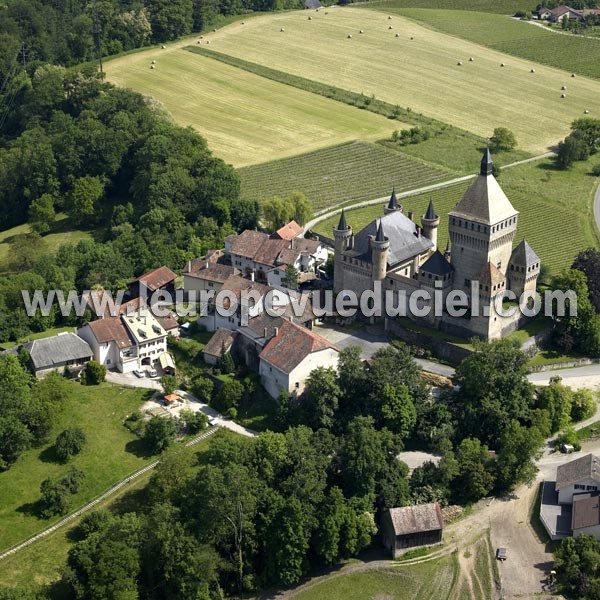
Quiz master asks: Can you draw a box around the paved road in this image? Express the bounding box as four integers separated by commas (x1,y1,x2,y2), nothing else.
528,363,600,391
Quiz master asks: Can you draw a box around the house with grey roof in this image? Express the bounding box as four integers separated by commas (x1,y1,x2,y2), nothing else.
381,503,444,557
332,149,541,340
22,332,93,378
540,454,600,540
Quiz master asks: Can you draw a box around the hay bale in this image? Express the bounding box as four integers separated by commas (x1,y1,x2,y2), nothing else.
324,10,328,14
280,27,285,32
561,93,566,98
395,33,400,37
347,34,352,38
530,68,535,73
410,36,414,40
500,62,505,67
572,73,576,77
561,85,567,90
359,29,364,33
206,40,210,44
308,16,312,20
388,15,392,19
151,60,157,64
213,28,217,32
150,65,155,69
469,57,474,62
457,61,462,66
241,21,245,24
161,45,166,49
585,109,590,114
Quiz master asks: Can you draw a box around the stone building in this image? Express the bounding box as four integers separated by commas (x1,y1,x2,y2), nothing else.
332,149,540,340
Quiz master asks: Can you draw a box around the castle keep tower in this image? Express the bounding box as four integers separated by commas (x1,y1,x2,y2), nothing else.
333,209,352,294
448,149,518,293
371,220,390,282
421,198,440,251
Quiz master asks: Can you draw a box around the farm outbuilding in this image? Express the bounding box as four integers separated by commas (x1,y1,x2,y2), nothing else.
381,503,444,557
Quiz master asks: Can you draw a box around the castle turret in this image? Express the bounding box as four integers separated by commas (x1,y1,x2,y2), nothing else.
384,187,401,215
421,198,440,251
333,209,352,294
371,220,390,282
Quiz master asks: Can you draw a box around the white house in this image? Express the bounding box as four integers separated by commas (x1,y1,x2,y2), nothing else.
78,311,168,372
556,453,600,505
258,320,339,398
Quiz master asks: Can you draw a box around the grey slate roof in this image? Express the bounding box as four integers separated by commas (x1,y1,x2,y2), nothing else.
336,209,348,232
510,240,540,267
386,503,443,536
420,250,454,276
424,198,437,221
304,0,322,7
349,210,433,266
556,453,600,491
387,188,399,211
25,333,93,370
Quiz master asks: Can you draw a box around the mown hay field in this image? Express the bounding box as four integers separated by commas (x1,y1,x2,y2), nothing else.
239,141,452,209
202,8,600,153
104,48,401,167
391,9,600,80
312,156,599,274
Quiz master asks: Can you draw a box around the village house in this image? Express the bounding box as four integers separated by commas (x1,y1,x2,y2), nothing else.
14,332,93,378
381,503,444,557
128,266,177,300
258,320,339,398
202,328,238,366
538,5,586,22
182,249,240,299
224,222,327,283
77,311,169,373
540,453,600,540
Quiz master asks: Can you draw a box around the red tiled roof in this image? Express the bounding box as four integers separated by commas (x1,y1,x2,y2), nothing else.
85,317,135,348
156,314,179,332
203,328,237,357
135,266,177,292
259,320,338,374
229,230,269,259
272,220,302,241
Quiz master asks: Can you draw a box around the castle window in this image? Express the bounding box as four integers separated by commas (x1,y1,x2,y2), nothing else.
464,279,470,287
510,264,514,270
497,262,501,270
428,273,432,279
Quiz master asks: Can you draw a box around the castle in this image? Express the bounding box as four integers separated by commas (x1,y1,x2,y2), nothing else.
332,149,541,340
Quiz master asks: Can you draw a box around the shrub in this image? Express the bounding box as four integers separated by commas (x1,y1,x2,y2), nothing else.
83,360,106,385
592,163,600,176
490,127,517,151
143,416,177,454
54,427,86,462
179,409,208,434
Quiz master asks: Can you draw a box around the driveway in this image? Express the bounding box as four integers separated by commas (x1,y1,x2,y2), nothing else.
528,363,600,391
314,323,455,377
106,370,162,390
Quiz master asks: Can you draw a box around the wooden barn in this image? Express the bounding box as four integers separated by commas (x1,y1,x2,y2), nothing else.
381,502,444,557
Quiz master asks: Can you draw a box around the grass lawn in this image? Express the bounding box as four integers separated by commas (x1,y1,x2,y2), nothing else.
576,419,600,441
506,315,553,345
0,326,79,351
105,46,400,168
292,552,458,599
198,8,600,153
0,382,154,551
313,155,600,274
0,214,92,272
527,349,586,368
239,141,452,209
390,8,600,80
0,431,221,597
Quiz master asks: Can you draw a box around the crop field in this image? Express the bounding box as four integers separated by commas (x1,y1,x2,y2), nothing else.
392,9,600,80
239,141,452,209
201,8,600,153
313,156,599,274
104,47,400,167
363,0,531,14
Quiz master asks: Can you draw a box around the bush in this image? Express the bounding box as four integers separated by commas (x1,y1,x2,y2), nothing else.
191,376,214,403
39,467,85,517
54,427,86,462
179,409,208,434
143,416,177,454
490,127,517,151
556,426,582,452
83,360,106,385
592,163,600,177
213,379,244,413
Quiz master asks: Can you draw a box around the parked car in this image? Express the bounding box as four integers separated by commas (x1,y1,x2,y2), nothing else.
133,369,145,378
561,443,575,453
147,368,158,378
496,547,508,561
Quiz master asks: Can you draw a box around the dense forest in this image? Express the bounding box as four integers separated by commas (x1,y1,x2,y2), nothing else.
0,0,303,85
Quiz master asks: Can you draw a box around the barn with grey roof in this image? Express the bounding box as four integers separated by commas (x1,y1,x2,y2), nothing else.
23,332,93,378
